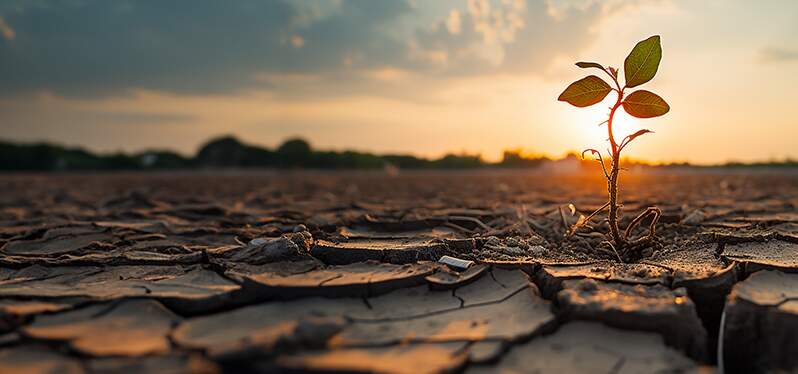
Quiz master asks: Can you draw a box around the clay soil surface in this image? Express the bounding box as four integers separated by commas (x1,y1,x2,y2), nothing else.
1,169,797,373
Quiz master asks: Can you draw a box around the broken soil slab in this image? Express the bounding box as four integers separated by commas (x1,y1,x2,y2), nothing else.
92,219,172,234
23,299,180,357
351,285,462,323
208,231,312,265
0,299,75,333
721,270,798,374
647,242,727,284
534,261,670,299
647,241,740,347
0,226,212,267
1,231,116,257
235,261,437,299
0,332,20,346
330,286,554,347
337,225,461,240
557,279,707,360
729,212,798,225
311,238,448,265
171,297,356,359
465,341,506,364
174,269,552,362
454,268,534,308
722,239,798,273
275,342,469,374
353,268,533,321
468,322,704,374
425,264,488,290
87,353,219,374
0,265,241,315
0,345,84,374
0,249,205,268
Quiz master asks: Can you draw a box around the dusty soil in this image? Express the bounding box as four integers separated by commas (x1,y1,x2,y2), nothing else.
0,169,796,373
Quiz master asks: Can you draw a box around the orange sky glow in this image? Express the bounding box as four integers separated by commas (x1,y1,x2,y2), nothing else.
1,0,797,164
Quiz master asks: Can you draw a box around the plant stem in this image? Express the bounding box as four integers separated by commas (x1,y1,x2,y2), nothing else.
606,88,625,248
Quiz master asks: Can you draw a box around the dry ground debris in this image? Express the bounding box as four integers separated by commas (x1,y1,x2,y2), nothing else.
0,170,796,373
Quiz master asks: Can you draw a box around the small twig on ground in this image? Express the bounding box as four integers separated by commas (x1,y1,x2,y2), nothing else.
443,222,474,234
517,205,535,235
567,201,610,236
446,215,492,231
601,240,623,262
526,218,549,232
623,206,662,240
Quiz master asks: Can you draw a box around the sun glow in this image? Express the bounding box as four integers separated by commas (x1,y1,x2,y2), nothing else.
565,97,646,159
610,110,640,142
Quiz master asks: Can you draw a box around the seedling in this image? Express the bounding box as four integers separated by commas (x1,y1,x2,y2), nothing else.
558,35,670,262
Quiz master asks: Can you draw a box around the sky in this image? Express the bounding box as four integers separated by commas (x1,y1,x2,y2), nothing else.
0,0,797,164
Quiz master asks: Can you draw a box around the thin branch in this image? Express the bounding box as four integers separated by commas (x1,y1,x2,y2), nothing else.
602,240,623,262
623,206,662,240
598,160,610,180
581,149,610,180
620,130,654,153
567,201,610,236
619,136,630,151
603,67,623,93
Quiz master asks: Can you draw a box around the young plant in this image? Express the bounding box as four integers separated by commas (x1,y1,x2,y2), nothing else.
558,35,670,262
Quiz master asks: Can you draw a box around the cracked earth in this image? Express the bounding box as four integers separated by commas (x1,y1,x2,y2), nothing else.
0,170,796,373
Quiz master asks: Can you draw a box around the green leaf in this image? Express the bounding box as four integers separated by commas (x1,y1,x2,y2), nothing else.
575,62,604,70
623,35,662,88
622,90,670,118
557,75,612,108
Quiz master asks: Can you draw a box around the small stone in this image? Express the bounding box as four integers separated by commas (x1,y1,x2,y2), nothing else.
241,236,301,262
425,265,488,290
438,255,474,270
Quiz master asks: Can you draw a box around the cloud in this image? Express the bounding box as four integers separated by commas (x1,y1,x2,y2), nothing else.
0,17,14,40
759,46,798,63
446,10,461,35
413,0,602,73
0,0,611,97
289,35,305,48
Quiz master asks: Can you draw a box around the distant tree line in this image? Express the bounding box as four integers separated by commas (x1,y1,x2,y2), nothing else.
0,136,493,171
1,136,794,171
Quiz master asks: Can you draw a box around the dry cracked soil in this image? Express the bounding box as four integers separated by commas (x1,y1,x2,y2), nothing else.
0,170,797,374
